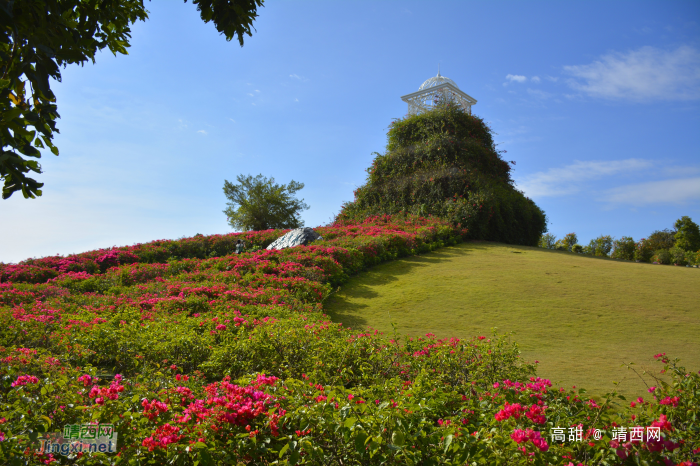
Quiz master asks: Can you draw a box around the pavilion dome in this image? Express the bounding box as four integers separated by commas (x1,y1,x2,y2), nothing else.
418,71,459,91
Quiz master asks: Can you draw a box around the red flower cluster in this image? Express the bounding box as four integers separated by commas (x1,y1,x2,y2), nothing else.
511,428,549,452
11,375,39,387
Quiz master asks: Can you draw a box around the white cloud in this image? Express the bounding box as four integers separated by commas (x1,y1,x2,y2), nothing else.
503,74,527,86
662,165,700,177
562,45,700,101
229,118,236,123
254,89,260,93
531,76,541,83
545,76,559,82
290,74,307,81
247,93,254,97
197,130,207,135
294,98,299,102
516,159,653,197
601,177,700,205
506,74,527,83
527,88,552,99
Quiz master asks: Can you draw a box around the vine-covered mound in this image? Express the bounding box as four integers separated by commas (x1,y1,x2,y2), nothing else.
338,104,547,246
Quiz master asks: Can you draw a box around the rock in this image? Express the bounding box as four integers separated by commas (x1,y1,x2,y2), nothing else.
266,227,323,251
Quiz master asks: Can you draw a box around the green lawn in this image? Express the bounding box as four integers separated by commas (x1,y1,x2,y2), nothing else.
323,242,700,400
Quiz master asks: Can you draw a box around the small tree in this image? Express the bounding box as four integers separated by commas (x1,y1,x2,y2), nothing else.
538,233,556,249
634,238,654,262
554,232,577,252
223,174,309,231
674,216,700,252
669,246,688,266
646,229,676,251
585,235,613,257
611,236,636,261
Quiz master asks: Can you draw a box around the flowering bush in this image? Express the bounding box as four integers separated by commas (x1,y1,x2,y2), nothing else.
0,215,698,464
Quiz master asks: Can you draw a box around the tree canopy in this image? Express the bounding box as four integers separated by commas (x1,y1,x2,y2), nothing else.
223,174,309,231
674,216,700,252
0,0,263,200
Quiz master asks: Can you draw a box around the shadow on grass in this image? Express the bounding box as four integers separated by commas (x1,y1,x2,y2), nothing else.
324,242,487,329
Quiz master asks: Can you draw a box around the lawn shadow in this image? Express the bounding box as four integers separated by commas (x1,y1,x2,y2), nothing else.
324,243,482,329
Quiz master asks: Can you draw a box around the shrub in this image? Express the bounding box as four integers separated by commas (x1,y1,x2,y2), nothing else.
674,216,700,252
669,246,688,266
634,238,655,262
688,250,700,266
1,217,700,465
571,244,583,254
585,235,613,257
538,233,556,249
553,233,577,252
652,249,672,265
611,236,635,261
647,229,676,251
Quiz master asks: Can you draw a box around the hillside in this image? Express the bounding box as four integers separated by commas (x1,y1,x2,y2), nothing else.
324,241,700,400
2,219,698,464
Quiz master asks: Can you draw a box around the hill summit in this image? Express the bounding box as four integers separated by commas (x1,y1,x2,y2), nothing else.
337,102,547,246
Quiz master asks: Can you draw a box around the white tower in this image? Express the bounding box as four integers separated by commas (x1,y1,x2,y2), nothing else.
401,68,477,116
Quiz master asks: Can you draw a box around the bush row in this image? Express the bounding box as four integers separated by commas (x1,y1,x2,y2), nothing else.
538,217,700,266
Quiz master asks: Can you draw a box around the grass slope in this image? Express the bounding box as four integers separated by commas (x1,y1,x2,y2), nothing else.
324,241,700,400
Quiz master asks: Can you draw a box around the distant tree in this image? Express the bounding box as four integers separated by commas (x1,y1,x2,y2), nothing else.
611,236,636,261
1,0,264,199
669,246,689,266
634,238,654,262
554,232,577,252
223,174,309,231
538,233,556,249
584,235,613,257
652,249,672,265
646,229,676,251
571,244,583,254
674,216,700,252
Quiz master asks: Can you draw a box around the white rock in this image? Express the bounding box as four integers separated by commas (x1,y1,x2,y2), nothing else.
266,227,323,251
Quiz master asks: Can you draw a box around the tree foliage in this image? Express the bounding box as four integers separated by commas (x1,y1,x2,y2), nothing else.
0,0,263,199
554,232,577,252
583,235,613,257
611,236,636,261
223,174,309,231
538,233,556,249
337,102,547,246
674,216,700,252
646,229,676,252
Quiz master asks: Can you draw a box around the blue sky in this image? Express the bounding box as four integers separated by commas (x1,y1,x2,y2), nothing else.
2,0,700,263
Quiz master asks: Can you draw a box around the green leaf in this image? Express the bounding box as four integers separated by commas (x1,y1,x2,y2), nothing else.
443,434,453,453
391,431,405,446
278,442,289,458
198,449,214,466
354,432,368,454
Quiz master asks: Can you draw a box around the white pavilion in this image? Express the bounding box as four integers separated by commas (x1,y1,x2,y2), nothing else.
401,69,477,116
